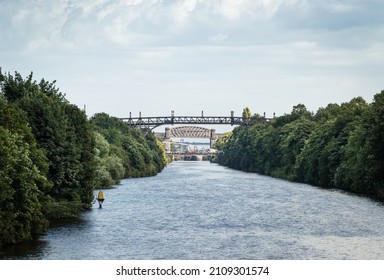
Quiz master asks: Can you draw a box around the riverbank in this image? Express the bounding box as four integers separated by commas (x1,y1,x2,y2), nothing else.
214,92,384,201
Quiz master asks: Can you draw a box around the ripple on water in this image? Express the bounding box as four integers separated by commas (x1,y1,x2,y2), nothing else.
3,161,384,259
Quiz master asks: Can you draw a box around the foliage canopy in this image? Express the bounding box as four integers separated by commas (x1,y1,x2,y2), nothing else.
215,92,384,201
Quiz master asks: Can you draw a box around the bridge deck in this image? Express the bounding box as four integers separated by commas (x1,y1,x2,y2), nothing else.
120,115,271,129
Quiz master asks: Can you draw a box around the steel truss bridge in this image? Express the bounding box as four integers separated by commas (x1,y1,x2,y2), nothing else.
165,126,213,139
120,111,272,130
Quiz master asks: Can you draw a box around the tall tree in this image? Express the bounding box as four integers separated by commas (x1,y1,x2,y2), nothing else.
1,71,96,207
242,107,252,119
0,96,50,247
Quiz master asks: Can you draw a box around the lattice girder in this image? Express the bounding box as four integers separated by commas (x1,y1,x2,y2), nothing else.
169,126,212,139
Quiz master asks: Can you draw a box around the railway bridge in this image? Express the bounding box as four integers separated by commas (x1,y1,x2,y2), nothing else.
120,111,272,130
120,111,273,151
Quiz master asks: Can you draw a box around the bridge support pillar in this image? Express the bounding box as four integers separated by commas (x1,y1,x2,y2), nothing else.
163,142,171,153
210,129,216,148
165,127,171,140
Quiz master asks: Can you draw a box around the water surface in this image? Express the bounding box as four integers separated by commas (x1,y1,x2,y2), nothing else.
3,161,384,259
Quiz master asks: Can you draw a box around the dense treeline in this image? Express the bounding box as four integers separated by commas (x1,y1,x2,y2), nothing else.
0,70,168,249
215,91,384,201
90,112,169,181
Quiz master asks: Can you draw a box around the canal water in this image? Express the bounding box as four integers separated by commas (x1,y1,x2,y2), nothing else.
3,161,384,259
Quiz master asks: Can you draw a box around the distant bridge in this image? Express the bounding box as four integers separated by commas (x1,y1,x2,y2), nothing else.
120,111,272,130
157,126,217,139
155,125,220,148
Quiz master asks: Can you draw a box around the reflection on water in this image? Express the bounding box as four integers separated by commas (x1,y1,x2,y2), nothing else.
1,218,86,260
2,161,384,259
1,239,48,260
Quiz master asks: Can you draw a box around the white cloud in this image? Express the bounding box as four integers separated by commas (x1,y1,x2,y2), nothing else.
213,0,246,20
1,0,383,118
3,0,383,51
172,0,198,24
210,33,229,42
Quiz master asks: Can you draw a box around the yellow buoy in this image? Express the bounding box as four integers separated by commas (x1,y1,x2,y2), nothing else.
97,190,104,208
97,190,104,200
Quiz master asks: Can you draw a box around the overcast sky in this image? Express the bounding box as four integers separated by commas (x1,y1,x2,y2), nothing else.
1,0,383,125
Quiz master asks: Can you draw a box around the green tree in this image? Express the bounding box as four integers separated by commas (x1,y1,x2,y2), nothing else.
0,97,50,248
90,113,168,179
1,71,96,208
338,91,384,199
94,132,125,188
242,107,252,119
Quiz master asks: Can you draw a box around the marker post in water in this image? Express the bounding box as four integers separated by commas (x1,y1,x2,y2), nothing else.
97,190,104,208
